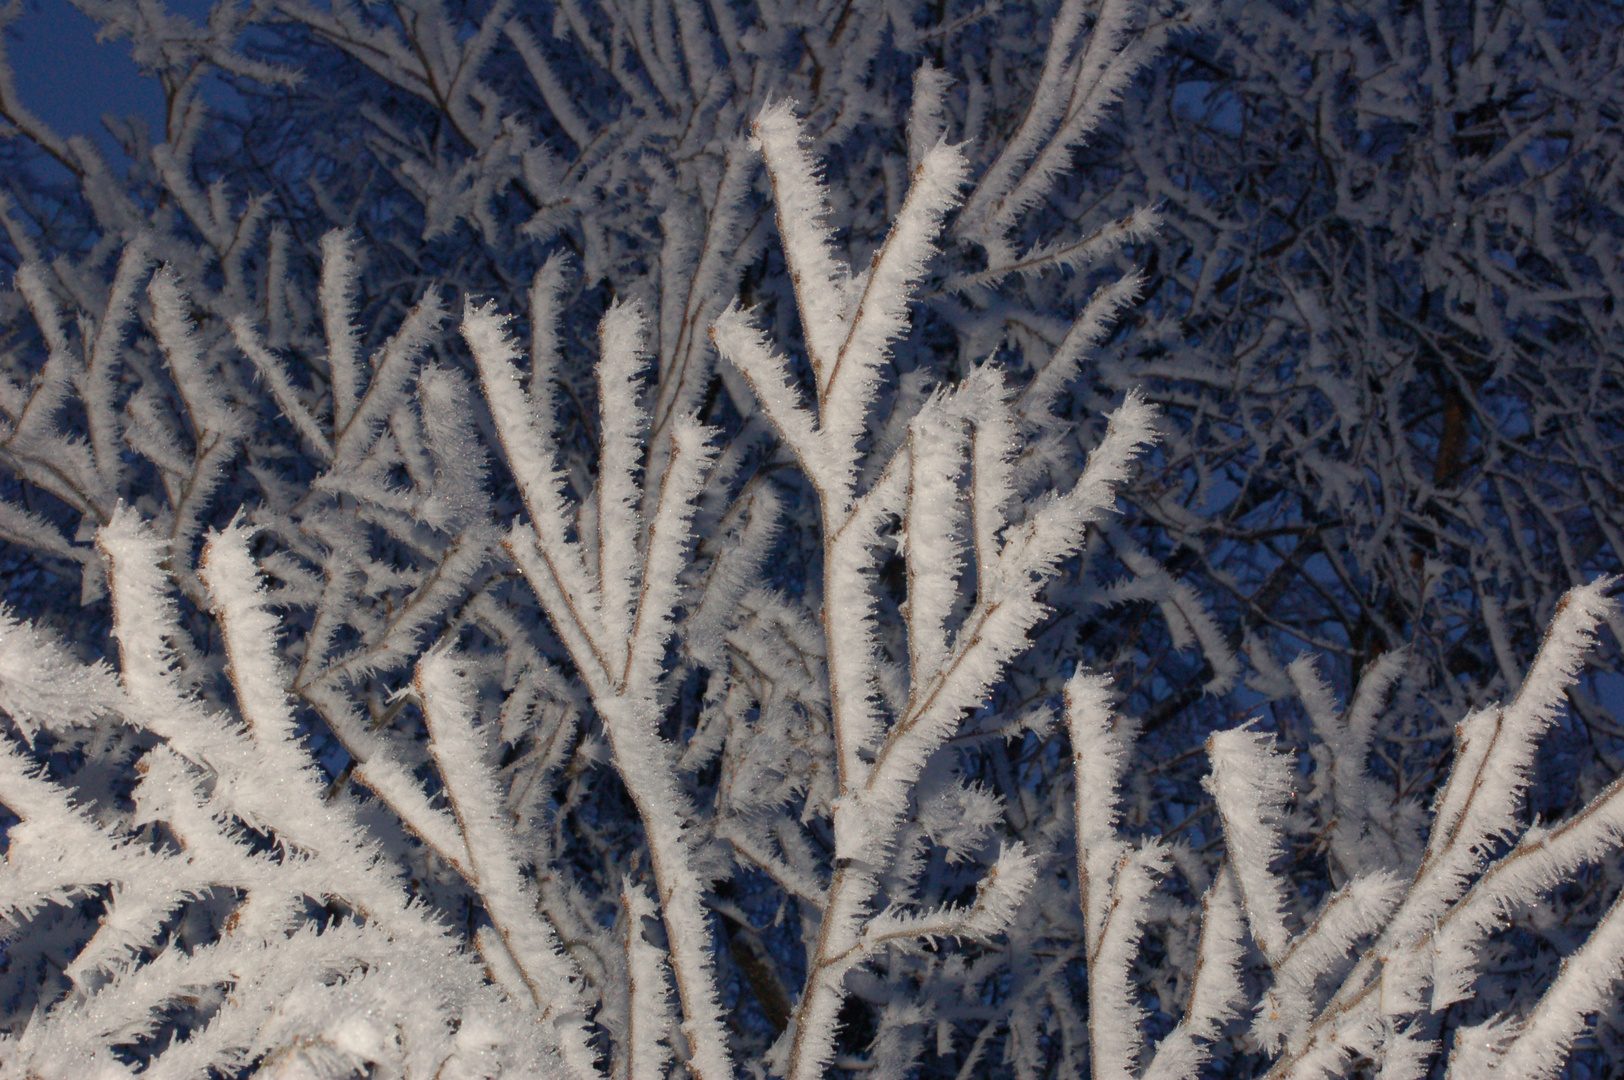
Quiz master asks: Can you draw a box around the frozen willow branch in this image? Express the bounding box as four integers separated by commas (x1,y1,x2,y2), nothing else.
711,98,1174,1080
467,291,737,1080
1,0,1623,1078
1193,580,1624,1080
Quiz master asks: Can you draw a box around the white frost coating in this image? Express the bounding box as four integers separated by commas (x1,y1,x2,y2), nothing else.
1015,258,1129,405
96,508,223,762
788,390,1156,1080
148,266,242,440
179,520,476,948
686,485,781,668
854,841,1037,951
530,252,574,382
10,4,1617,1073
464,299,605,657
964,369,1019,581
730,106,973,513
893,392,1158,754
1288,654,1341,734
464,298,562,514
595,301,653,669
961,212,1159,297
0,737,184,935
1298,649,1410,878
1432,774,1624,1010
5,263,104,518
1420,705,1499,877
349,745,475,878
1142,865,1247,1080
416,365,490,531
198,517,469,896
468,286,733,1080
416,648,601,1080
200,515,318,772
647,144,754,481
319,227,365,432
824,452,909,796
1377,1025,1439,1080
864,1003,928,1080
0,1,1307,1076
995,391,1158,592
1254,871,1403,1054
657,206,702,383
1491,887,1624,1079
907,64,953,172
333,287,446,467
708,302,829,478
1115,539,1238,694
0,498,82,567
12,262,67,355
625,416,718,693
1390,579,1618,954
18,509,565,1079
1064,668,1207,1080
957,841,1040,940
823,139,968,490
596,696,735,1080
959,0,1091,244
906,398,969,684
505,19,593,149
996,0,1149,239
230,314,333,462
1346,650,1408,745
1067,666,1246,1080
84,238,151,477
1088,843,1166,1080
751,100,850,383
1232,583,1623,1078
1066,670,1129,861
1444,1015,1518,1080
1205,726,1296,964
623,880,676,1080
601,492,735,1080
0,604,122,737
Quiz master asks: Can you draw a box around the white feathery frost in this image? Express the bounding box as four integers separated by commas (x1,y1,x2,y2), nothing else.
2,10,1620,1079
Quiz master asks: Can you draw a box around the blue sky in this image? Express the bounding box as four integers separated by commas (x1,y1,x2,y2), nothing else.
9,0,215,159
